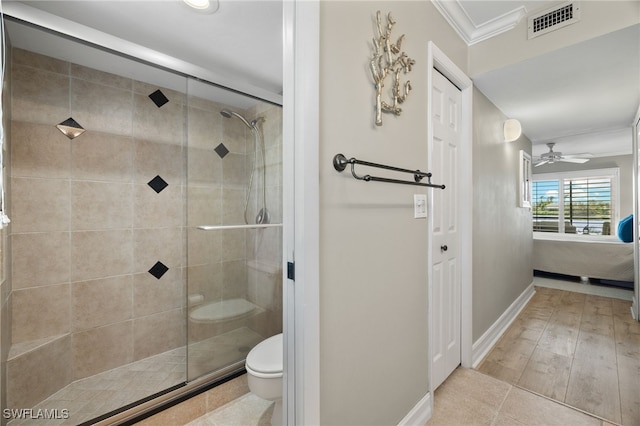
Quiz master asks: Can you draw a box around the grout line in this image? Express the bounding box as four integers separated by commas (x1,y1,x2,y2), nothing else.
560,298,582,405
489,383,513,426
612,303,624,426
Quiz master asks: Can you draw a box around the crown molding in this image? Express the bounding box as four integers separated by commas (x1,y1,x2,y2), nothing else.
431,0,527,45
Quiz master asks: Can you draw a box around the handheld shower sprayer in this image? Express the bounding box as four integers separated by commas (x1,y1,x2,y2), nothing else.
220,109,270,225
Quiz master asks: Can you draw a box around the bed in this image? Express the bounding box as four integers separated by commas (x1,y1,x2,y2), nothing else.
533,231,634,283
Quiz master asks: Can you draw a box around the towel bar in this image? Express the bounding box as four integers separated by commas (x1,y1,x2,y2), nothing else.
333,153,445,189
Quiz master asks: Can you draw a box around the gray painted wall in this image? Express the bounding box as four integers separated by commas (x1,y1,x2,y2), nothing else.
318,1,467,424
471,88,533,341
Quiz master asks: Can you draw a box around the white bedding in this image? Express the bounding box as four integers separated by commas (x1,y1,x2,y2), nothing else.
533,231,634,282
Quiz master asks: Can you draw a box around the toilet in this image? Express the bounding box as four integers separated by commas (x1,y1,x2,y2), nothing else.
246,333,283,425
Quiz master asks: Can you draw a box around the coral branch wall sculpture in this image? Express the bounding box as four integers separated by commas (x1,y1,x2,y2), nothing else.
370,11,415,126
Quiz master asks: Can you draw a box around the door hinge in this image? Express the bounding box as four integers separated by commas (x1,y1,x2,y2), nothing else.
287,261,295,281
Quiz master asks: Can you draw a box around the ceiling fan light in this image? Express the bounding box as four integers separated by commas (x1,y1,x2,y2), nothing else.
504,119,522,142
183,0,219,14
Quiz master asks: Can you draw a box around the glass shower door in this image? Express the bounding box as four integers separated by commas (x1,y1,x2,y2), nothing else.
185,78,283,381
5,20,190,424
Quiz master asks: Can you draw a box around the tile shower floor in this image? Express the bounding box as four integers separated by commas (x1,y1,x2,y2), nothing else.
8,327,263,426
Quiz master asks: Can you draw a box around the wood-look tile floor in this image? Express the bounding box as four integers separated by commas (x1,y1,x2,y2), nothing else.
477,286,640,425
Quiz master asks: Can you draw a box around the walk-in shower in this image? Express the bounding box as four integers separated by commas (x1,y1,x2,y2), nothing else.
1,17,283,425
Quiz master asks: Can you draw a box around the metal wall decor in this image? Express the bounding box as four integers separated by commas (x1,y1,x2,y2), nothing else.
370,10,415,126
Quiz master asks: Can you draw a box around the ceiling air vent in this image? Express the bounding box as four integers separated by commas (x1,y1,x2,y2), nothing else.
528,2,581,39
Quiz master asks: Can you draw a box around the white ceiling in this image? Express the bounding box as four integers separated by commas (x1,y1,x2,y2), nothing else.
473,23,640,158
432,0,558,44
4,0,283,106
435,0,640,158
3,1,639,158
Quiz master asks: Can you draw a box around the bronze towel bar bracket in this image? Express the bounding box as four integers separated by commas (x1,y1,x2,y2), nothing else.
332,153,445,189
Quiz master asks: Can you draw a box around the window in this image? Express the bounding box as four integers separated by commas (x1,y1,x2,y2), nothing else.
519,150,532,209
532,168,619,235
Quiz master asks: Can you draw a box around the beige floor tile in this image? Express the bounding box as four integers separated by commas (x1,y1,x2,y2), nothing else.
429,387,498,426
435,368,511,411
502,322,545,343
491,412,528,426
501,387,601,426
565,357,621,424
513,315,549,333
489,334,538,371
583,295,613,317
561,291,587,304
611,299,633,317
614,319,640,359
185,393,272,426
477,358,523,385
573,331,616,364
520,302,556,319
579,313,614,337
617,353,640,426
517,348,571,402
548,309,583,328
537,323,579,358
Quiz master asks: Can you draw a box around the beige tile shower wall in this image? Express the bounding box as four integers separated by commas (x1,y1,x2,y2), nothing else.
246,104,282,337
251,103,282,260
9,48,187,397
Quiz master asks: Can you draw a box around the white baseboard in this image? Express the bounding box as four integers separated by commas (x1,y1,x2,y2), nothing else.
397,392,432,426
471,282,536,368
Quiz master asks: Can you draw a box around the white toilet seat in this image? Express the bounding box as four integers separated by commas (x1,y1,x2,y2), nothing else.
246,333,283,378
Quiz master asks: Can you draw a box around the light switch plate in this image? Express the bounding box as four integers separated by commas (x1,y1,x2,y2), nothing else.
414,194,427,218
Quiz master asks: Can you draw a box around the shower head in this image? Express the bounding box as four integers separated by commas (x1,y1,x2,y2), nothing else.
220,109,253,129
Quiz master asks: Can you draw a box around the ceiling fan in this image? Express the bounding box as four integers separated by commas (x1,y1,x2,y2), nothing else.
534,143,591,167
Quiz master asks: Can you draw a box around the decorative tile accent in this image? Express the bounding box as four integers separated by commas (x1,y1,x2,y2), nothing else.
148,89,169,108
148,175,169,193
148,261,169,279
56,117,86,140
214,143,229,159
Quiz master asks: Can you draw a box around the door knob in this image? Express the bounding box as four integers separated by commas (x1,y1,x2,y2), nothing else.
441,245,448,252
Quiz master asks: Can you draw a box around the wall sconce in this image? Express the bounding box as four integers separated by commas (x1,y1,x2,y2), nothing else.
504,118,522,142
183,0,219,14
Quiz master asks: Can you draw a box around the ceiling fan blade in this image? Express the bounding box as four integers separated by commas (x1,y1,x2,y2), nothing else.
558,157,589,163
564,153,594,158
534,160,550,167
